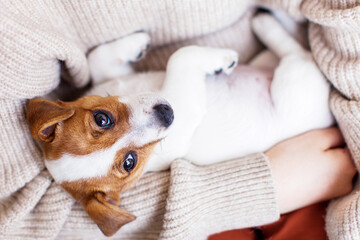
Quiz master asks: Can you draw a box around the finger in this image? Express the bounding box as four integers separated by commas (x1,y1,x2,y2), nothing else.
317,127,346,150
328,147,351,160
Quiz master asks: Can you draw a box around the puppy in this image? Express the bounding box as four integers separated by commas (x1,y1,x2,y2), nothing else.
27,14,333,236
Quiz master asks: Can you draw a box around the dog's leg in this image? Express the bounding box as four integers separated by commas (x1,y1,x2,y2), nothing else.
87,32,150,85
249,9,307,69
162,46,238,120
252,14,304,58
154,46,238,162
162,46,238,105
252,14,333,136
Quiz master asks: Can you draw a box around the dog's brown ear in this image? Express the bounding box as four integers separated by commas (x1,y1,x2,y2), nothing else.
26,99,75,142
84,193,136,236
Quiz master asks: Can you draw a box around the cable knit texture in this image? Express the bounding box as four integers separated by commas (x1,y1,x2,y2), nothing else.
0,1,359,240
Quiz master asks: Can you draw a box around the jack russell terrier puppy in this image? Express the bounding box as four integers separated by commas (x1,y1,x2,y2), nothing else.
27,14,333,236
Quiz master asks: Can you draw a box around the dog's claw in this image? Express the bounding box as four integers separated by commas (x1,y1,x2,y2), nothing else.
136,51,143,60
215,68,223,75
228,60,236,69
134,42,150,61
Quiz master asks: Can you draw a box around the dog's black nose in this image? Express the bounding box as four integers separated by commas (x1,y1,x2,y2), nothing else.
153,104,174,127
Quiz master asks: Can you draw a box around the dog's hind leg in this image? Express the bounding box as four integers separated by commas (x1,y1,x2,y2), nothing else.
252,14,333,137
252,14,305,58
157,46,238,159
87,32,150,85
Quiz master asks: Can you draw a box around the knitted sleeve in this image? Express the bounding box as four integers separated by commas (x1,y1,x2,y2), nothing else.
301,1,360,239
56,154,278,240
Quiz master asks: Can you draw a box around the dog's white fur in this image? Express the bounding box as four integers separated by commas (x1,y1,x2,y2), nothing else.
53,14,333,180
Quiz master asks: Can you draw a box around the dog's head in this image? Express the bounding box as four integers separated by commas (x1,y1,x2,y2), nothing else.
26,94,174,236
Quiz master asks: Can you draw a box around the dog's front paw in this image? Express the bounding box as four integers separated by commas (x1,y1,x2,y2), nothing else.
89,31,150,65
130,31,151,62
169,46,238,75
213,49,238,75
110,31,150,63
87,31,150,84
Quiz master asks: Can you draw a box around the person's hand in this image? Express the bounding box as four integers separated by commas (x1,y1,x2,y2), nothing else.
266,127,357,214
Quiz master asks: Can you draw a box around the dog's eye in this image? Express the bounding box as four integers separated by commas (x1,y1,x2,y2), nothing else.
123,152,137,172
93,111,113,128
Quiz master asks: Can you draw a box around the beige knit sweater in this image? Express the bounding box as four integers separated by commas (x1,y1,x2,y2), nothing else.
0,1,358,240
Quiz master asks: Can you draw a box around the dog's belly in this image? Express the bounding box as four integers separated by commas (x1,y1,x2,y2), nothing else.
185,66,279,164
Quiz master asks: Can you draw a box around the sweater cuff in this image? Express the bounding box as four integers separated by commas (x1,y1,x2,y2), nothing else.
160,153,280,240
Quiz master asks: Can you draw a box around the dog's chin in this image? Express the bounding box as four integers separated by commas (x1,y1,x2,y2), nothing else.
157,126,173,143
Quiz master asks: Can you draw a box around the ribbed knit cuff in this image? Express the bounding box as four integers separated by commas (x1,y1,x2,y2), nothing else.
160,153,280,240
